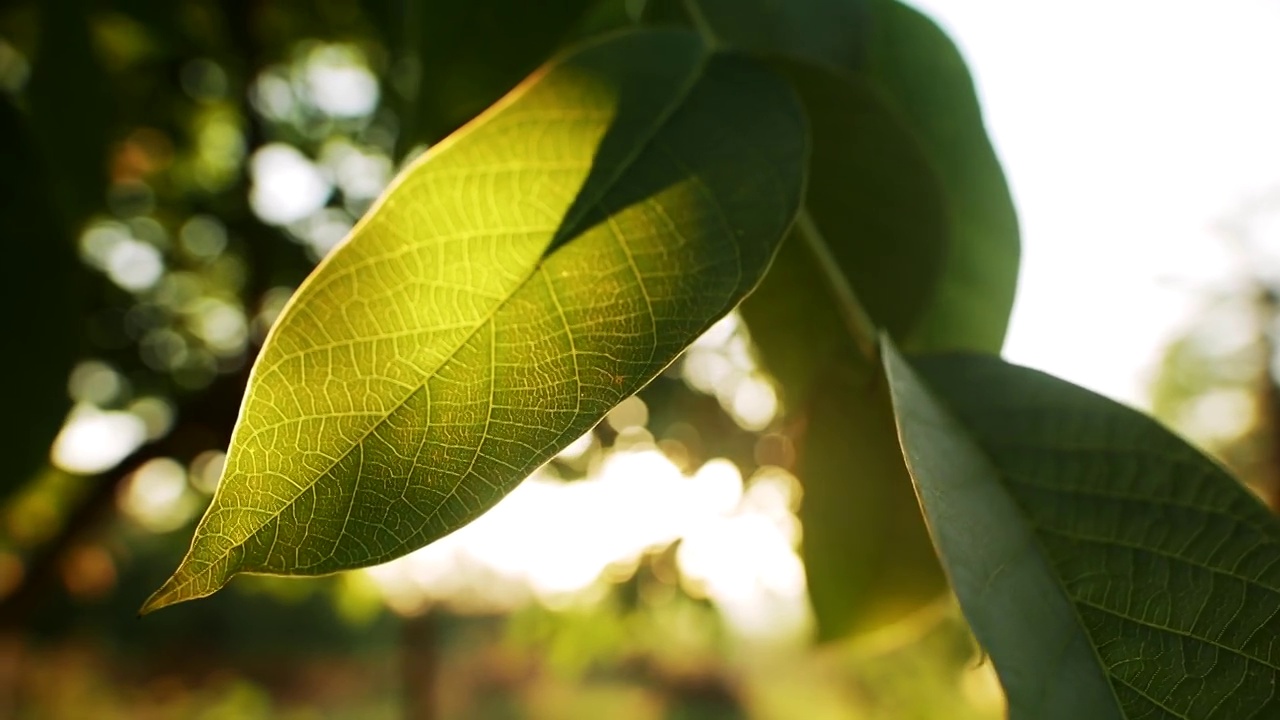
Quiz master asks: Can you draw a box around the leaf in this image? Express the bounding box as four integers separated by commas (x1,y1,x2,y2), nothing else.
884,342,1280,719
364,0,600,148
677,0,870,72
738,65,950,639
661,0,1014,640
746,61,949,362
668,0,951,638
565,0,646,42
0,96,80,502
143,29,808,613
867,0,1019,352
795,357,947,639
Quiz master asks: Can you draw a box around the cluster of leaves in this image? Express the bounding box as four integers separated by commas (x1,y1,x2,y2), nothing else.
6,0,1279,717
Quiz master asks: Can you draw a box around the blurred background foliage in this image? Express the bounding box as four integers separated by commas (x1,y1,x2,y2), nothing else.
0,1,1004,717
8,0,1271,718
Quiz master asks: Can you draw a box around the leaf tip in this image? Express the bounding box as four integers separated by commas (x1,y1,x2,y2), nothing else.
138,575,187,616
138,554,234,616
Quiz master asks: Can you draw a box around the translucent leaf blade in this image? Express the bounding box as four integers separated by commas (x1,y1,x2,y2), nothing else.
144,29,808,613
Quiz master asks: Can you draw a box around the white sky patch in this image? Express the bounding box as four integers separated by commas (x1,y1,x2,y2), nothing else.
908,0,1280,409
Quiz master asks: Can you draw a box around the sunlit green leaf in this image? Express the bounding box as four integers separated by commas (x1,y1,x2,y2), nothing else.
0,96,80,501
885,342,1280,719
143,29,807,613
868,0,1019,352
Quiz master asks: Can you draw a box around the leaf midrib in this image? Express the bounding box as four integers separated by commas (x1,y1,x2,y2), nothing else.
972,441,1131,718
169,44,718,600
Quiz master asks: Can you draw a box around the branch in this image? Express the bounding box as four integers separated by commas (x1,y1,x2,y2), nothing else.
794,208,880,362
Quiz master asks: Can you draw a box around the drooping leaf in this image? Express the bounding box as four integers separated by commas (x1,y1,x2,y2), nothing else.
867,0,1019,352
663,0,1019,353
793,354,946,639
0,96,81,502
738,64,950,639
665,0,951,638
885,342,1280,719
143,29,808,613
663,0,1014,640
749,62,948,354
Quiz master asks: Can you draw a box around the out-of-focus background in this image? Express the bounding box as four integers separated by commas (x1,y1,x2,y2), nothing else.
1,1,1277,718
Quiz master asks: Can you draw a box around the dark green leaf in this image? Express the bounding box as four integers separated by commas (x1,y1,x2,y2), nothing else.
775,61,948,343
796,356,946,639
739,65,951,639
680,0,870,71
143,29,808,613
885,342,1280,719
667,0,1019,353
868,0,1019,352
366,0,599,149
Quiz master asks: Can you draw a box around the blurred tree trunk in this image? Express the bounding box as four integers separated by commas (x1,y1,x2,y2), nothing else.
400,610,440,720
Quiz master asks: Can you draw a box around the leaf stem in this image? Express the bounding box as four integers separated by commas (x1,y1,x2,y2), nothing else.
795,208,880,361
680,0,720,46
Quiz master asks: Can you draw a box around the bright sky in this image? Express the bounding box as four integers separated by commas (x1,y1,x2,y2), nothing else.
908,0,1280,409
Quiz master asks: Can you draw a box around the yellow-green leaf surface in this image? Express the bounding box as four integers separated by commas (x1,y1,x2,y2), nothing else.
886,343,1280,719
143,29,807,613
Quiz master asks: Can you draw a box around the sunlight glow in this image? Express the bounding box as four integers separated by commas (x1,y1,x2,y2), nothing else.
249,143,332,225
680,311,780,430
188,450,227,494
51,404,148,474
320,139,393,208
68,361,126,406
364,445,810,639
303,44,380,118
118,458,200,532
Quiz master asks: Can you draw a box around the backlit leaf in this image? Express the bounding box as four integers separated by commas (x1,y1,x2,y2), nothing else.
885,342,1280,719
143,29,807,613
